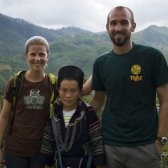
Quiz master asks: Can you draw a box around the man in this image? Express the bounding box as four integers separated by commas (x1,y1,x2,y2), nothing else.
89,6,168,168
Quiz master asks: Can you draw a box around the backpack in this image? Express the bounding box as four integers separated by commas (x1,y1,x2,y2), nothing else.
6,70,58,134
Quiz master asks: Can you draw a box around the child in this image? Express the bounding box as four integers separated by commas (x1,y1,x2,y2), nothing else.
37,65,106,168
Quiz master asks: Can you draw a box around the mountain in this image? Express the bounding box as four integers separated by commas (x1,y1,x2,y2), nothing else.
132,25,168,49
0,13,92,58
0,13,168,91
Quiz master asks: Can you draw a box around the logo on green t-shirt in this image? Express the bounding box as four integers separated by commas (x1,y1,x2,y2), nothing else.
130,64,143,81
131,64,141,74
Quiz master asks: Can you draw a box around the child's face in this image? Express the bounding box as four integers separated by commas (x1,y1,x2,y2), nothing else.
58,79,82,111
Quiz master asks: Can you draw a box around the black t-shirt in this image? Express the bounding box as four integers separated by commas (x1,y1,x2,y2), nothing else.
92,44,168,146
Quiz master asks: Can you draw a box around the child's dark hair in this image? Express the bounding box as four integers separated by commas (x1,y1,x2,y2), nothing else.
57,77,83,90
57,66,84,90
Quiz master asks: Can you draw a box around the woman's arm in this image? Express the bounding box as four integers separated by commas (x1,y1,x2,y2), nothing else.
0,99,12,146
0,99,12,165
44,165,51,168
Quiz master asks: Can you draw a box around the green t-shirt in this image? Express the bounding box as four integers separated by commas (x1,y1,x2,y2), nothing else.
92,44,168,146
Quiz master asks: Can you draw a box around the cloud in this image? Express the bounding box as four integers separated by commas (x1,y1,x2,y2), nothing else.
0,0,167,32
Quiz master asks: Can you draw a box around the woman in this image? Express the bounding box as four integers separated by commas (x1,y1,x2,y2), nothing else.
0,36,53,168
0,36,93,168
37,65,106,168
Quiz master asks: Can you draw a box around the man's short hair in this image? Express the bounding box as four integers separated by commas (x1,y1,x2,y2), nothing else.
107,6,135,25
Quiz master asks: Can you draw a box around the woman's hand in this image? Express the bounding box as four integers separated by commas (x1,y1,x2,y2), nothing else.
96,165,103,168
0,150,6,168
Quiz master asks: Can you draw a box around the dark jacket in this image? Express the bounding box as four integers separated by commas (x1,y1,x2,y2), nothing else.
37,101,106,167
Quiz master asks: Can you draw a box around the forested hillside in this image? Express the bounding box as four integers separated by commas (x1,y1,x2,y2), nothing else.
0,13,168,91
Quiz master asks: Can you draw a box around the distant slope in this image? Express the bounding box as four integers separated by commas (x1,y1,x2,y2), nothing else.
0,13,91,58
132,25,168,49
0,14,168,91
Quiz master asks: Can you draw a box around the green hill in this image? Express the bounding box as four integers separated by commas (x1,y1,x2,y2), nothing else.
0,14,168,91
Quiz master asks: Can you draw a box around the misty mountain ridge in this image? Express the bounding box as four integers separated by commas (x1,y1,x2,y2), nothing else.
0,13,168,91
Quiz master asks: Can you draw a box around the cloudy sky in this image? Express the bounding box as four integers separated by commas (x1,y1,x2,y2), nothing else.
0,0,167,33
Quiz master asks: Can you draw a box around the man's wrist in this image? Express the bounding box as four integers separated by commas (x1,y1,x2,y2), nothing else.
156,136,167,145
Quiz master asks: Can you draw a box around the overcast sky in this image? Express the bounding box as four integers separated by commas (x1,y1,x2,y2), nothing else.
0,0,167,33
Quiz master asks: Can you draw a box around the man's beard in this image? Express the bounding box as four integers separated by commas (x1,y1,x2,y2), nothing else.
109,32,131,46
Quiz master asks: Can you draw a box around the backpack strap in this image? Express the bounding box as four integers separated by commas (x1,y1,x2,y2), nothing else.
9,70,26,134
47,73,58,118
52,117,65,168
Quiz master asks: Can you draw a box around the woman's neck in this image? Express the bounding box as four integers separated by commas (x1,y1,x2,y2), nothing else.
25,70,45,82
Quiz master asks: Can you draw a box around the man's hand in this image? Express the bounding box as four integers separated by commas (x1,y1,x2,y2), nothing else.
154,140,163,156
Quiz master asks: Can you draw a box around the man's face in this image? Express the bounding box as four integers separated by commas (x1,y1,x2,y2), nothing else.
106,8,136,46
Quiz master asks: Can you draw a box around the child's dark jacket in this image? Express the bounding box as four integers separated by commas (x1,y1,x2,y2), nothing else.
37,101,106,167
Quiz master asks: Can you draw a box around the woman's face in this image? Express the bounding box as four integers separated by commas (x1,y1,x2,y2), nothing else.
58,79,82,111
25,45,49,72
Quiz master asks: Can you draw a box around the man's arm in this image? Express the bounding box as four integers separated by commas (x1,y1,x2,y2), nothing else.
89,91,106,112
155,83,168,155
82,75,92,96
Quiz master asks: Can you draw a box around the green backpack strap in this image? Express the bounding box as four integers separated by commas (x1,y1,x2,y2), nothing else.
9,70,26,134
47,73,58,118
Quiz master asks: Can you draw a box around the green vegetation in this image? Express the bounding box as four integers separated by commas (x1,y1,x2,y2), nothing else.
0,13,168,92
162,137,168,168
1,14,168,167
